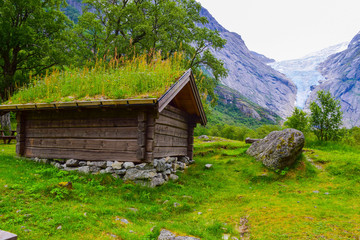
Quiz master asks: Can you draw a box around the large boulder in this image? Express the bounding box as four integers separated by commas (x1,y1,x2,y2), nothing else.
246,129,305,170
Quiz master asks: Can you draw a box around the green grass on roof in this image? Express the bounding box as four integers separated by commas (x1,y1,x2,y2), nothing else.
8,52,186,104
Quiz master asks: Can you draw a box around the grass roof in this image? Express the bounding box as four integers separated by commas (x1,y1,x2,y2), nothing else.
7,52,186,104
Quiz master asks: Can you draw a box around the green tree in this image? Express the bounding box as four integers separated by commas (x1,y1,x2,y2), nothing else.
0,0,72,100
76,0,227,100
284,107,309,132
310,90,343,141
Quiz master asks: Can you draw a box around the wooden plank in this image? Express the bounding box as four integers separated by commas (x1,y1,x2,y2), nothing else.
160,108,188,123
147,126,155,139
16,112,26,156
165,104,188,116
158,69,191,112
155,124,188,139
154,134,188,147
24,147,140,162
245,138,261,144
156,114,188,130
137,147,145,160
25,127,138,139
145,113,156,162
0,99,157,112
153,147,188,158
25,138,138,151
137,111,147,160
187,123,196,159
145,152,153,162
26,108,137,121
25,118,137,129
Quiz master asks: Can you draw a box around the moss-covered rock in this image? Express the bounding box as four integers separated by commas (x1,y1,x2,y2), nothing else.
246,129,305,170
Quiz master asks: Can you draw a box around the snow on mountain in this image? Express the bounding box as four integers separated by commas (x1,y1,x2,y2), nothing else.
269,42,349,108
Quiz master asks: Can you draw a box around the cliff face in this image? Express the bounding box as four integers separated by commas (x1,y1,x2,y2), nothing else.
200,8,297,119
305,32,360,128
215,85,279,123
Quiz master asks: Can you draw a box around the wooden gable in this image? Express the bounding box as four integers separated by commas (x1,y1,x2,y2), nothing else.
158,69,207,125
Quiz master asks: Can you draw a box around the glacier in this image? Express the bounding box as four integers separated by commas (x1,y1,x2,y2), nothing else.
269,42,348,108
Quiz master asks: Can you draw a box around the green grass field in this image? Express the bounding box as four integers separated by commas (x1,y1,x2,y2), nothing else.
1,138,359,239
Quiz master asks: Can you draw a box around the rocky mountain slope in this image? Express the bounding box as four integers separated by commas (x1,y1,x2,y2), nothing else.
270,42,348,108
200,8,297,119
305,32,360,128
215,85,279,123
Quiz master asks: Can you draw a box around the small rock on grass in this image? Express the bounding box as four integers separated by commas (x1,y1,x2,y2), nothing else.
205,164,213,169
121,219,130,224
158,229,200,240
198,135,210,140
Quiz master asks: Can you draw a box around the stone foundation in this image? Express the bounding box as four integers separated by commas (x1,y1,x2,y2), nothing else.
29,156,194,187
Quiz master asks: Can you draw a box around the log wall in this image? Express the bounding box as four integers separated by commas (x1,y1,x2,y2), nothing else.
16,105,196,162
154,105,190,158
17,108,143,162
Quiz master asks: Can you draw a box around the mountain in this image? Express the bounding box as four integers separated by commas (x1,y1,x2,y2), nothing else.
200,8,297,119
212,85,280,127
63,0,83,22
250,51,275,64
270,42,348,108
305,32,360,128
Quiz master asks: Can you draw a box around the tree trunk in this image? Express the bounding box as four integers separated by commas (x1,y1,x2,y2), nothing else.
0,113,12,134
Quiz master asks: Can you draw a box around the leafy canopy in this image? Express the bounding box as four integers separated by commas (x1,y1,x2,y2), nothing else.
310,90,343,141
0,0,73,100
75,0,227,102
284,107,309,133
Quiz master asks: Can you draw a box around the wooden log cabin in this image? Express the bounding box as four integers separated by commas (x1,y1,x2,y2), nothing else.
0,69,206,163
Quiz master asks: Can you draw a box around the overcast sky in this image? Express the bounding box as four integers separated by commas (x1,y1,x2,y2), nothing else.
197,0,360,61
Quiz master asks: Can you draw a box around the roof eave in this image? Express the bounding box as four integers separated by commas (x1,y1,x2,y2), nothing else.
0,98,158,112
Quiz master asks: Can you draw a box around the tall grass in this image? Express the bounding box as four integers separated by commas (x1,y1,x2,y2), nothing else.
8,52,186,104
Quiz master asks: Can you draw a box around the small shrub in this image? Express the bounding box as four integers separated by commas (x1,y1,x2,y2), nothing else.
50,187,71,200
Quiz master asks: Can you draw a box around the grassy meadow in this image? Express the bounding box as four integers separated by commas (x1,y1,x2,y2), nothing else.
1,138,360,239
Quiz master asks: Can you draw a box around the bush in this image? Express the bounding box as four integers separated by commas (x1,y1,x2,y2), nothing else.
284,107,309,132
310,90,343,141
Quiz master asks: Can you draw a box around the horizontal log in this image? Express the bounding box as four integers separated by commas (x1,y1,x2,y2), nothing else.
25,127,138,139
155,124,188,139
153,146,188,158
156,114,188,130
26,108,138,120
25,138,138,151
160,108,188,123
25,118,137,129
245,138,261,144
164,105,188,117
24,147,140,162
154,134,188,147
